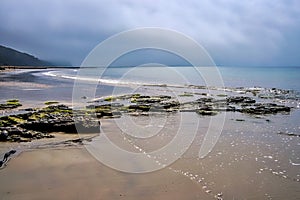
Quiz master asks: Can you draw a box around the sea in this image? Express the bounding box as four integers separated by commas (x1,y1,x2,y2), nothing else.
43,65,300,91
1,66,300,103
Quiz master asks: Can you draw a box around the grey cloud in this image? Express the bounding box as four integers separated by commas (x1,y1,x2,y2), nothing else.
0,0,299,66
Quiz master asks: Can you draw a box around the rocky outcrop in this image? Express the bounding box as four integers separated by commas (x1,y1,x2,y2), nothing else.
0,104,100,142
86,94,292,118
239,103,291,115
0,99,22,110
0,126,53,142
0,90,295,143
226,96,256,104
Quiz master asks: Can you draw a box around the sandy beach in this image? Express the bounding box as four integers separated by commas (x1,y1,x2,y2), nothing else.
0,68,299,199
0,147,208,200
1,114,299,200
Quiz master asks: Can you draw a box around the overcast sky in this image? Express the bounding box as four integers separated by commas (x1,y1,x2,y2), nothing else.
0,0,299,66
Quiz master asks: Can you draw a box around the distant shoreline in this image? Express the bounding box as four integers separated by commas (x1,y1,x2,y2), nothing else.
0,65,79,70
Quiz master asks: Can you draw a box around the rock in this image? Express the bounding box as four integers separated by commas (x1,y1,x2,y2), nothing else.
239,103,290,115
21,120,76,133
128,104,151,112
227,96,256,104
198,105,213,111
211,106,236,112
96,111,121,118
196,109,218,116
155,95,172,100
130,95,168,104
160,101,180,110
24,108,34,111
7,127,23,135
277,131,299,137
0,130,8,141
20,131,33,138
196,97,214,103
0,126,54,142
0,99,22,110
10,135,21,142
89,104,123,118
0,104,102,142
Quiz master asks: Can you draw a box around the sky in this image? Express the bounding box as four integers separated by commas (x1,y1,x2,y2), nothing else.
0,0,299,66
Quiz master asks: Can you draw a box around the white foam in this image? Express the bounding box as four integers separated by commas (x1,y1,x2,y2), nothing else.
289,159,300,166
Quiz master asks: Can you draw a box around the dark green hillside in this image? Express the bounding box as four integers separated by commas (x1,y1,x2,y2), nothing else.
0,45,52,66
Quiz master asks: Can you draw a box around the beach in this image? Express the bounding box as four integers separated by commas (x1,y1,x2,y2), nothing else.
0,146,206,200
1,116,299,200
0,67,300,199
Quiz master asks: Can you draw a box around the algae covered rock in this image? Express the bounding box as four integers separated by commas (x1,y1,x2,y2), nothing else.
0,99,22,110
0,104,101,142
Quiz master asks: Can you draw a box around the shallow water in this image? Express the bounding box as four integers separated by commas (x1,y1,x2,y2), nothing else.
98,110,300,199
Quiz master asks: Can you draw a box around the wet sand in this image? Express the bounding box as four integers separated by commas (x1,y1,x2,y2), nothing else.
0,147,208,200
1,113,299,200
0,119,206,199
99,114,300,199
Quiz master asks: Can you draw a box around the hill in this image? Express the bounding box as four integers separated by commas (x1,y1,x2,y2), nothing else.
0,45,53,66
